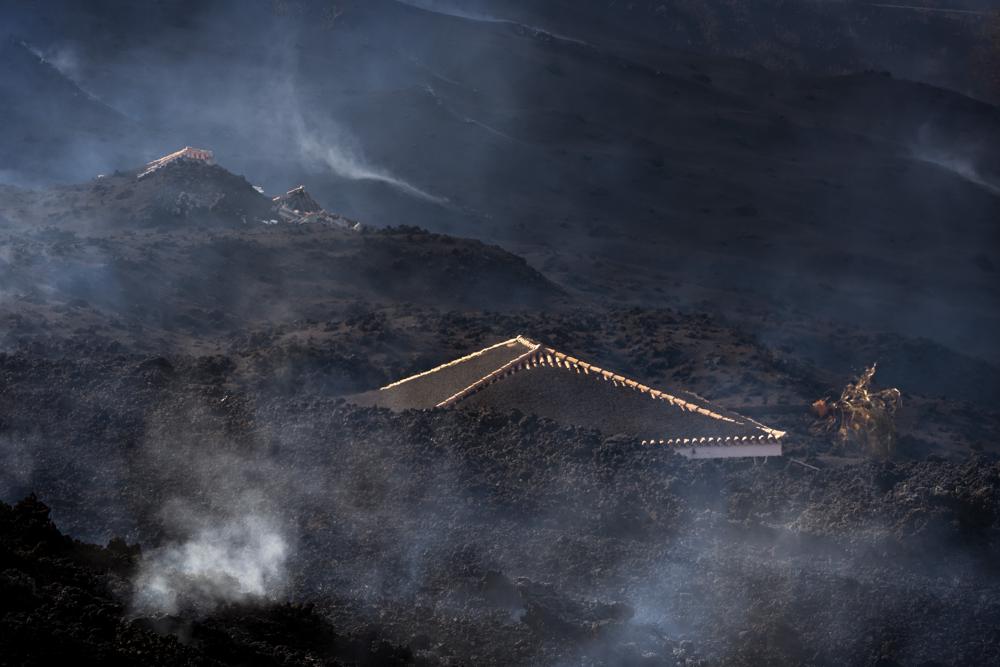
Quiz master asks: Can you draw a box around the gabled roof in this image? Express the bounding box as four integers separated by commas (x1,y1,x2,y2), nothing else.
138,146,214,179
353,336,785,451
273,185,322,214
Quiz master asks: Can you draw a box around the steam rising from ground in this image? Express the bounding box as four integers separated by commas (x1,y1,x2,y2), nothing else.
288,99,450,206
393,0,504,23
868,3,997,17
19,39,109,108
394,0,590,45
911,148,1000,196
293,123,450,205
133,509,289,615
127,412,300,616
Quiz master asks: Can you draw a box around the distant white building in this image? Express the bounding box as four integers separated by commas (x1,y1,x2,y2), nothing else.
138,146,215,179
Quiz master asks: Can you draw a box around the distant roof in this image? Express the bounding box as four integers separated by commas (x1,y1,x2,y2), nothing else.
138,146,215,179
352,336,785,448
273,185,322,213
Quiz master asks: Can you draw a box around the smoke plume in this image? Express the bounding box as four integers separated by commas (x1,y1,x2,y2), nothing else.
132,509,289,614
291,115,450,206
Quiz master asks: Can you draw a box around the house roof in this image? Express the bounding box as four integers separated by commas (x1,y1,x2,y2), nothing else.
273,186,323,214
138,146,215,179
352,336,785,447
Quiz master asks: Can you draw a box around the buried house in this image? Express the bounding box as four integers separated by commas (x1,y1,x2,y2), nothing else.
138,146,215,178
353,336,785,458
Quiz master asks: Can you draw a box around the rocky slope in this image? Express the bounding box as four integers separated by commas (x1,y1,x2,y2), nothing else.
0,38,144,185
2,3,1000,663
417,0,1000,104
2,390,999,664
6,0,997,370
2,194,1000,664
0,159,561,327
0,495,417,666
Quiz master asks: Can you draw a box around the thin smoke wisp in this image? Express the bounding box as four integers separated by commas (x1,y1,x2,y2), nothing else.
290,111,450,206
912,148,1000,196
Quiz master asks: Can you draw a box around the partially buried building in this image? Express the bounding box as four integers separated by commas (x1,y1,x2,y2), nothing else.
352,336,785,459
137,146,214,179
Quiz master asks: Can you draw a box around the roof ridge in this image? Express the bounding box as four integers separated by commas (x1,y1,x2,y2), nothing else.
536,345,746,426
436,341,784,440
435,342,542,408
733,413,786,439
138,146,215,179
379,336,533,391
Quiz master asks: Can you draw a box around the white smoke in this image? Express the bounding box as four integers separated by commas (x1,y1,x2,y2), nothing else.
392,0,505,23
867,3,996,17
288,107,450,206
43,43,85,82
19,40,106,106
133,512,289,614
911,149,1000,196
393,0,591,45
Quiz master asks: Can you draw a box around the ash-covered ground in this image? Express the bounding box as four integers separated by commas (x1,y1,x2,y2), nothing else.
2,339,1000,664
2,170,999,663
3,1,1000,665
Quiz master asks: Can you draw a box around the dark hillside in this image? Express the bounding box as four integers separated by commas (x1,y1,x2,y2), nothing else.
2,3,999,665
